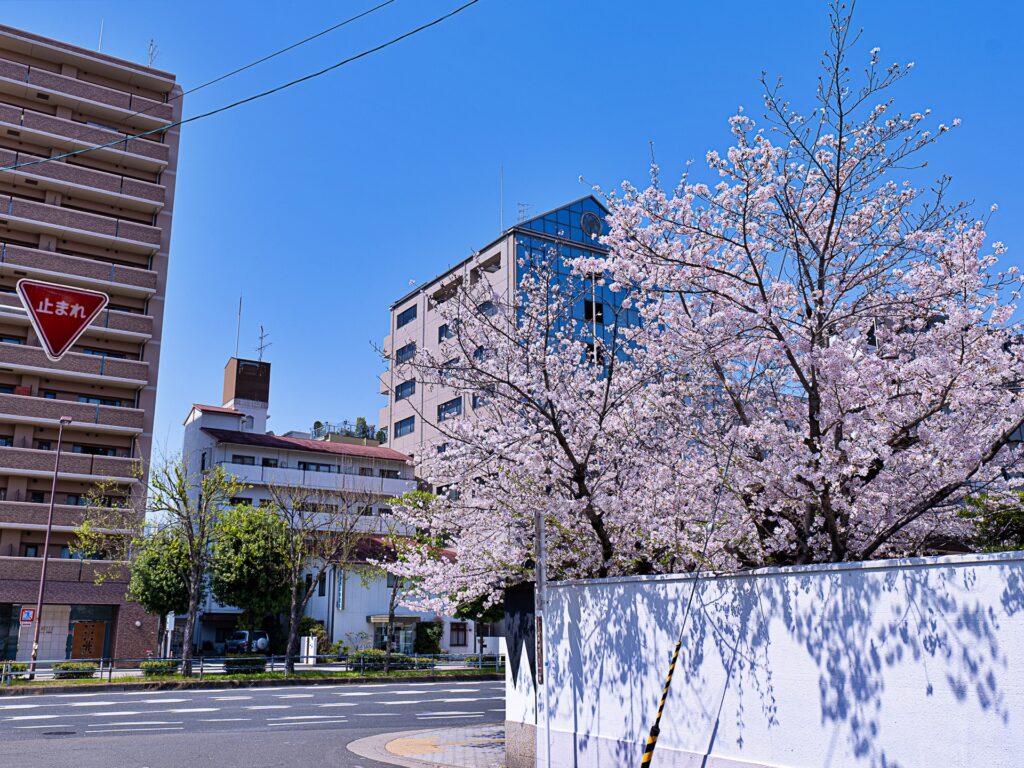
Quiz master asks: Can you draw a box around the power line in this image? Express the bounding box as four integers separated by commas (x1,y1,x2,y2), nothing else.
0,0,480,174
4,1,398,169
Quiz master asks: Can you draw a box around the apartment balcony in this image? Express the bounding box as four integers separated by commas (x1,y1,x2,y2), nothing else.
0,148,164,214
0,499,129,529
0,445,139,482
0,242,157,296
0,342,148,386
0,294,153,340
0,58,173,131
219,461,415,497
0,104,168,173
0,391,144,433
0,195,161,254
0,555,129,585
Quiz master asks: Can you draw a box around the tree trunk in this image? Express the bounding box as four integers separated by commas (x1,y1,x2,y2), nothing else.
384,580,399,674
180,583,201,677
285,591,301,674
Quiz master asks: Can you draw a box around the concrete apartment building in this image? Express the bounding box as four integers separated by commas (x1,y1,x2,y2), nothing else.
0,26,181,662
379,195,614,458
183,358,484,655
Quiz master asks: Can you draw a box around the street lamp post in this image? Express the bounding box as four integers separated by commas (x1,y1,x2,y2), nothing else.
28,415,73,676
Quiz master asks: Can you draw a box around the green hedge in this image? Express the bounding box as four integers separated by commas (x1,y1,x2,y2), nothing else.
223,655,267,674
4,662,27,679
52,661,98,679
139,660,179,676
347,649,430,670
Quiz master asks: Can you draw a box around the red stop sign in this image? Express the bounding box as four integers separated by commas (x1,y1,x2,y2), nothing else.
16,279,109,361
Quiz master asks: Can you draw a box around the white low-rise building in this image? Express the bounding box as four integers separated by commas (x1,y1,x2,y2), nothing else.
180,357,479,656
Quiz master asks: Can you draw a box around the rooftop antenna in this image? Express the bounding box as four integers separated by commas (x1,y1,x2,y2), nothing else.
147,39,158,67
234,294,242,358
256,325,272,362
97,20,104,52
517,203,532,223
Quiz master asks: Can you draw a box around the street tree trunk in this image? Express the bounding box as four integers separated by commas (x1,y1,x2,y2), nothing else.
384,578,400,674
180,576,201,677
285,590,301,674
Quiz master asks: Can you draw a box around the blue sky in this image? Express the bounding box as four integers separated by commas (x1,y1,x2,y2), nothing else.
3,0,1021,453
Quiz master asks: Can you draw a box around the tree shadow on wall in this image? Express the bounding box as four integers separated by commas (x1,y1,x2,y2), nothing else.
545,556,1022,768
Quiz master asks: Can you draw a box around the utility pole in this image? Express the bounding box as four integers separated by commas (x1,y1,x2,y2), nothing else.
28,415,72,676
534,506,552,768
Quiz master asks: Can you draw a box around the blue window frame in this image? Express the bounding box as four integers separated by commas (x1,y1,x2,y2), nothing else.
395,379,416,401
438,323,453,342
394,416,415,437
437,397,462,422
395,342,416,364
396,304,418,328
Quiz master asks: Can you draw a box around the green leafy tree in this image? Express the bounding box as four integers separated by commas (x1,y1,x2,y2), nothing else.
210,504,290,630
961,492,1024,552
76,457,246,677
126,527,190,654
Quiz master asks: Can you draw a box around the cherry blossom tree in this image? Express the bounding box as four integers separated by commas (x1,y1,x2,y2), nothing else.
600,2,1024,567
388,2,1024,611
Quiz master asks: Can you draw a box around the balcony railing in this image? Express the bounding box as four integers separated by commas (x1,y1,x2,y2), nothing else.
217,462,414,496
0,445,139,480
0,242,158,292
0,391,144,431
0,342,149,383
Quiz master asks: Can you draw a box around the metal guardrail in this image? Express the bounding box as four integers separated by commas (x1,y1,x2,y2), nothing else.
0,651,505,685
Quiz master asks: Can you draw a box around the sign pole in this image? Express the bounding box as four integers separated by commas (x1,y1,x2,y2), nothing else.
27,415,72,677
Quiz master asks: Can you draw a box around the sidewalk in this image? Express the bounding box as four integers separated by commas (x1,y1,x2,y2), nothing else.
347,724,505,768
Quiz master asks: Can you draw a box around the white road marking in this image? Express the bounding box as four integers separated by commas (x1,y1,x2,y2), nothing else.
381,700,425,705
88,712,145,717
70,701,119,708
14,724,77,729
5,715,61,721
137,698,191,704
317,703,357,708
212,696,252,701
267,719,348,727
87,721,183,727
266,715,349,721
437,697,483,702
245,705,290,710
163,708,219,713
0,704,40,710
200,718,251,722
331,692,373,696
417,713,484,720
274,694,314,699
88,726,184,733
353,712,400,717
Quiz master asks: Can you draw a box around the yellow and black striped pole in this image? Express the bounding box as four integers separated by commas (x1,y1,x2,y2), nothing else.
640,639,682,765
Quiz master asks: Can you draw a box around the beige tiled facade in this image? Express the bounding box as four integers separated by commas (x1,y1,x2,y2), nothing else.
0,25,181,662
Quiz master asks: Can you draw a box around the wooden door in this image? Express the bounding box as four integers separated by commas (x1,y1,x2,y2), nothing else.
71,621,105,659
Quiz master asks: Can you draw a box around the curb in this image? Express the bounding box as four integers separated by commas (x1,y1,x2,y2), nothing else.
347,724,504,768
0,671,502,697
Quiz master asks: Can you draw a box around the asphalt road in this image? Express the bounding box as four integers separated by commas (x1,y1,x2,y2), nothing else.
0,678,506,767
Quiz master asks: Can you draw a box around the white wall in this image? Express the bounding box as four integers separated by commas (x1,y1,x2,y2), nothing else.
525,551,1024,768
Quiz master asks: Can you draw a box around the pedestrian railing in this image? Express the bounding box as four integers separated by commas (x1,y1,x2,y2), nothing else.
0,651,504,685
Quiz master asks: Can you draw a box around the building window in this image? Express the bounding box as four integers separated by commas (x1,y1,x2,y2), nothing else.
358,466,374,476
78,395,122,407
36,440,51,451
386,573,400,588
584,300,605,324
378,506,392,516
450,622,468,647
29,491,44,503
396,304,418,328
72,444,116,456
66,493,87,506
0,385,14,395
437,397,462,422
232,455,256,465
438,323,453,343
0,436,11,447
42,391,57,400
200,452,207,471
395,342,416,365
394,416,415,438
82,348,127,359
477,300,497,317
585,341,605,366
378,468,400,479
22,544,39,558
358,505,374,517
0,336,23,345
229,497,253,506
262,457,278,468
299,461,334,473
318,573,327,597
436,443,448,454
395,379,416,402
